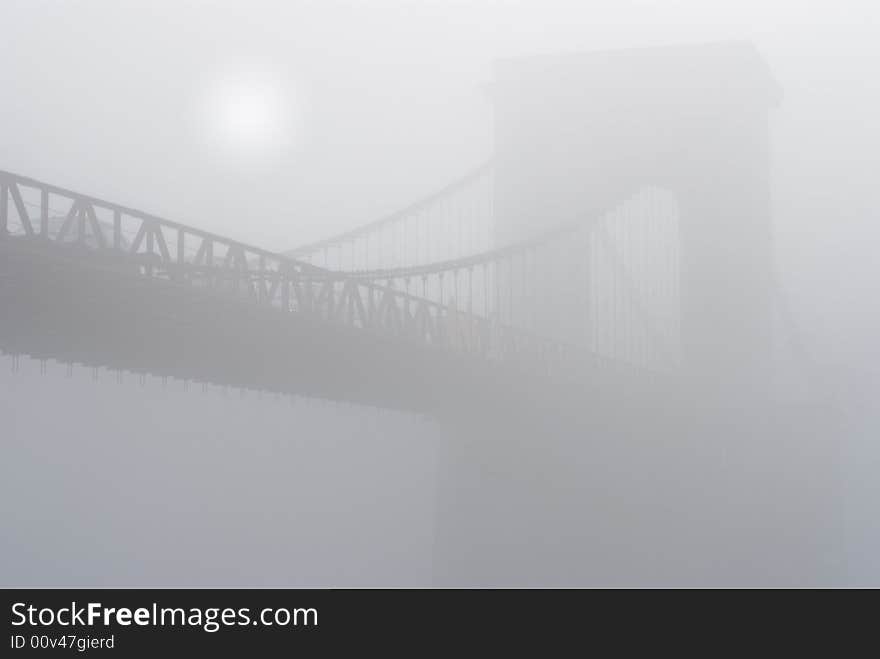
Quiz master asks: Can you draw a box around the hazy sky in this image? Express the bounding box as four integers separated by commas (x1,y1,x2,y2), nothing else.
1,0,878,367
2,1,879,588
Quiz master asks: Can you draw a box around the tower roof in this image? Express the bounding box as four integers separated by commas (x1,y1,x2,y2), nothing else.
490,41,781,108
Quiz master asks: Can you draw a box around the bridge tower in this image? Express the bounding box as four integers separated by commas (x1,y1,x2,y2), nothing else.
490,41,781,391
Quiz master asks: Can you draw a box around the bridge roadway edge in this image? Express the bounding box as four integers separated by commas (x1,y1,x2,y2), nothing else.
0,237,614,421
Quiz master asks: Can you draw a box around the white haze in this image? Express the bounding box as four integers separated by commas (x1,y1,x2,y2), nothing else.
1,0,878,586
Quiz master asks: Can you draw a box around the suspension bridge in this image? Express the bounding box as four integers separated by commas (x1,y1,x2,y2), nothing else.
0,158,680,416
0,42,840,585
0,42,784,417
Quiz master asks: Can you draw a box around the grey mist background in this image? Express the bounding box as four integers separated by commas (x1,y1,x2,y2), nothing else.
1,0,878,586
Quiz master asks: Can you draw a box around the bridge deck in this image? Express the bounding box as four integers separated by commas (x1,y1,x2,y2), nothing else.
0,236,652,419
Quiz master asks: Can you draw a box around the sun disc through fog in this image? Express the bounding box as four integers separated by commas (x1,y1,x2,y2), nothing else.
201,74,296,159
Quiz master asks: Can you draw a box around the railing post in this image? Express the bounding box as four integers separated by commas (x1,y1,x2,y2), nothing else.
113,210,121,250
205,239,213,288
177,229,185,266
145,227,154,276
0,179,8,237
40,188,49,239
76,204,86,245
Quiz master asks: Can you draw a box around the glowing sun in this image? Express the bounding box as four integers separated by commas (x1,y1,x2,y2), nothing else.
202,75,296,157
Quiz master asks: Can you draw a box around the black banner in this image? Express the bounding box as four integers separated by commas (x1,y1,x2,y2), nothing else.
0,588,695,654
4,587,839,654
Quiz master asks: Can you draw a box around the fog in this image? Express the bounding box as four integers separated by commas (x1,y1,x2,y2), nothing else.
1,0,878,586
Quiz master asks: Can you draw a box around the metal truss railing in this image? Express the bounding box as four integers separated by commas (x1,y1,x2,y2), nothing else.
0,168,605,378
